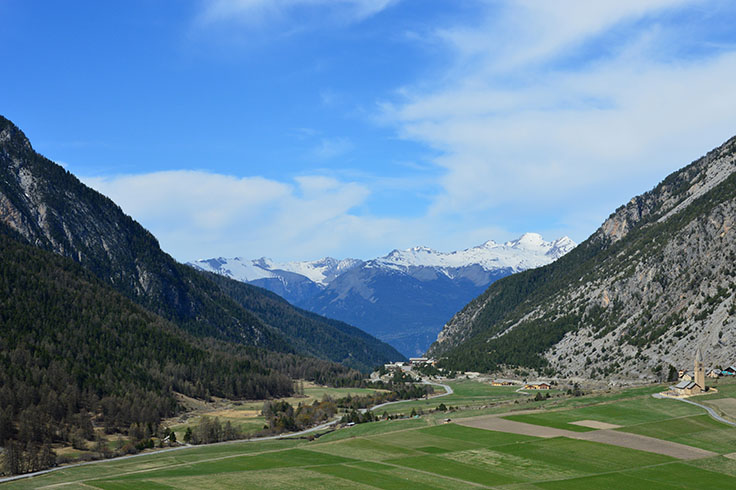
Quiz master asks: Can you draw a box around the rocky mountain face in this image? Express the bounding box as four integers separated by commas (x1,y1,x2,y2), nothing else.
190,234,576,356
0,115,402,370
430,134,736,382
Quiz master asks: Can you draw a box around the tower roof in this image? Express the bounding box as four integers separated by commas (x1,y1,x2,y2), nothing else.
696,347,702,363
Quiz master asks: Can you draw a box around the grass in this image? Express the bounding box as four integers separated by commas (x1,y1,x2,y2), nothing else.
7,381,736,489
620,414,736,454
502,390,702,432
166,382,389,442
376,379,532,416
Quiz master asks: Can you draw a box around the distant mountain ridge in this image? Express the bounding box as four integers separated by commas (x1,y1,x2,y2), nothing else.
429,133,736,382
190,234,576,356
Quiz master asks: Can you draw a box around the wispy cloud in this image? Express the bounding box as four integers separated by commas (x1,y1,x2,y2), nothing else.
82,170,404,261
199,0,398,26
383,0,736,224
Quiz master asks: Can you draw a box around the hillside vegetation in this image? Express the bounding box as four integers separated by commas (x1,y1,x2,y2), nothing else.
430,134,736,380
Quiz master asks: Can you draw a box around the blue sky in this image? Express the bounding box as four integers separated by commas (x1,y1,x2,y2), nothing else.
3,0,736,261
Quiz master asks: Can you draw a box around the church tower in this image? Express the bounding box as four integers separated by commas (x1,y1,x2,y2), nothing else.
694,347,705,391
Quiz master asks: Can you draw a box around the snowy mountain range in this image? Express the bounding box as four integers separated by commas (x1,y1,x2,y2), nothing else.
189,233,576,356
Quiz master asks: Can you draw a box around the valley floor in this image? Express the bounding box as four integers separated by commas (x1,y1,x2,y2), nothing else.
5,378,736,488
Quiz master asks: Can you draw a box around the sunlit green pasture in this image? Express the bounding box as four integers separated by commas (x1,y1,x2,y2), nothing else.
375,379,534,416
504,394,702,432
11,421,736,489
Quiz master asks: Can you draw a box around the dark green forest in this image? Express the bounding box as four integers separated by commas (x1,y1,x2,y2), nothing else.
0,227,367,474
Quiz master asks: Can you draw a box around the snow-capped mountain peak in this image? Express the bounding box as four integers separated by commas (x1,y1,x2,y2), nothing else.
190,255,363,286
190,233,577,285
372,233,576,272
547,236,576,259
188,233,576,357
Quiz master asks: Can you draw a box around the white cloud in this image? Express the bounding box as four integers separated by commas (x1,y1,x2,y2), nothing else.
82,170,405,261
199,0,398,25
439,0,697,71
384,0,736,225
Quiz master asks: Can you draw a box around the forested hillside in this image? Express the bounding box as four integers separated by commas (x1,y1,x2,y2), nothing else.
0,224,367,474
205,272,403,369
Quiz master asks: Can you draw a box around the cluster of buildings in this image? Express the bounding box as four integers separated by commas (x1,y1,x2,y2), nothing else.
679,366,736,380
383,357,438,372
670,348,732,396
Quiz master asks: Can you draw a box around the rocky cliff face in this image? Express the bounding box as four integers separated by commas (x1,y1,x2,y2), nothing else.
0,117,278,345
430,134,736,381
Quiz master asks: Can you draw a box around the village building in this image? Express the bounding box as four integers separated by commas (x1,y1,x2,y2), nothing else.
409,357,436,366
674,348,706,396
722,366,736,376
524,382,551,390
707,369,721,379
491,380,515,386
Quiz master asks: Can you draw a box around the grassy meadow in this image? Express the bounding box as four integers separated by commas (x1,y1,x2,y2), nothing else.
166,382,390,441
6,379,736,488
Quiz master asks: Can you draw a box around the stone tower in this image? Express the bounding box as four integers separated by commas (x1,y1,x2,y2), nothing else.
694,347,705,391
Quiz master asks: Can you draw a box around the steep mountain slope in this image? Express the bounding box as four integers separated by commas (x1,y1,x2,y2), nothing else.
192,235,575,356
430,134,736,381
0,115,402,369
0,223,289,452
203,271,406,367
0,222,375,474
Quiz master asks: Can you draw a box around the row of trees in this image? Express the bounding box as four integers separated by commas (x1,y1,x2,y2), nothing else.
336,383,434,411
182,417,241,445
261,398,338,434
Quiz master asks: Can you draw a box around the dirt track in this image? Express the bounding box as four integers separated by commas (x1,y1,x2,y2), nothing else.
456,415,717,460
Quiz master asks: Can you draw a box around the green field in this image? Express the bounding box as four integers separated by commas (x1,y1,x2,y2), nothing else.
503,394,702,431
375,379,535,417
167,383,389,441
6,382,736,488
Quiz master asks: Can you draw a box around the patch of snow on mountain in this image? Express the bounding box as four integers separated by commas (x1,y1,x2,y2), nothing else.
190,233,576,286
372,233,576,273
190,257,275,281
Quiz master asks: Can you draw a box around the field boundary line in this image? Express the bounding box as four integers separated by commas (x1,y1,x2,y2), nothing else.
372,460,490,488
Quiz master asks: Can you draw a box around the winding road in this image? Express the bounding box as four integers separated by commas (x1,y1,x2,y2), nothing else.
368,379,454,413
652,392,736,427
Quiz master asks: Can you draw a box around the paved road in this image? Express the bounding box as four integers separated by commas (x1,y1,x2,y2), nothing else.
652,392,736,427
0,417,341,484
369,379,454,413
